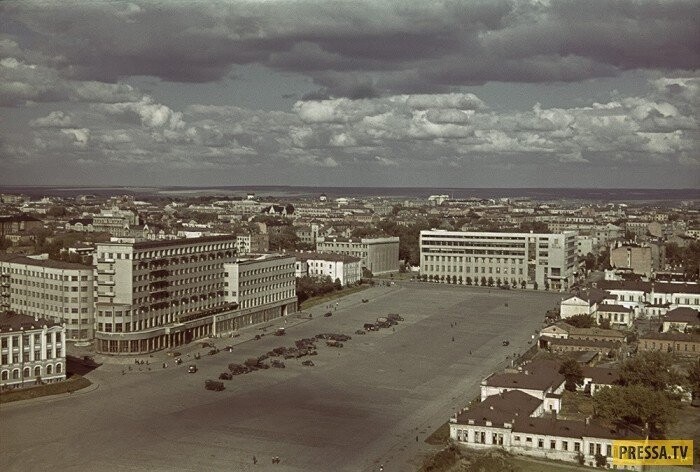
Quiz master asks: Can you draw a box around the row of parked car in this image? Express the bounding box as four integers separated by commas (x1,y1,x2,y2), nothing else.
204,332,353,388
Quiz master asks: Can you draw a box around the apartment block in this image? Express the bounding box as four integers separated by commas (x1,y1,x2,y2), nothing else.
419,230,577,291
94,236,296,355
316,236,399,274
0,254,95,342
1,311,66,389
223,254,297,324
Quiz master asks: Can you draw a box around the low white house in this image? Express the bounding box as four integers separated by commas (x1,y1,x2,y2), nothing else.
293,252,362,286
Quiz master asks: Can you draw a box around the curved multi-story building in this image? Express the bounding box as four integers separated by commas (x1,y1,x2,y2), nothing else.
0,254,95,342
94,236,296,355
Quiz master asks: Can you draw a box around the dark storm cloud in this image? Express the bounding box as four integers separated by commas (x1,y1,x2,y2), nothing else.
3,0,698,97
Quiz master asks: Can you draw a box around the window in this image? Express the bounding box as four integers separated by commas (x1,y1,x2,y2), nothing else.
538,439,544,448
574,442,580,452
562,441,568,451
550,440,556,450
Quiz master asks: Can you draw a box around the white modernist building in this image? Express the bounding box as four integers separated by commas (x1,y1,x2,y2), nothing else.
316,236,399,275
420,230,577,291
0,254,96,342
1,311,66,389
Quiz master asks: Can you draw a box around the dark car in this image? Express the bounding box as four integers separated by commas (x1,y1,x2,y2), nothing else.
302,360,315,366
323,311,332,317
219,372,233,380
502,340,510,346
361,299,369,303
223,346,234,352
271,359,285,368
355,329,366,335
205,380,225,391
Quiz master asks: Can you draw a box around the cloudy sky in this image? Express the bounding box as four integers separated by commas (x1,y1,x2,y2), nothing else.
1,0,698,188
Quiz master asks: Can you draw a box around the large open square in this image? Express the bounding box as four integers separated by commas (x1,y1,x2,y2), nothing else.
1,283,561,472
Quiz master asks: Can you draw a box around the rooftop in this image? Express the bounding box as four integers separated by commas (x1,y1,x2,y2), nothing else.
664,307,699,324
0,253,92,270
0,311,60,332
292,251,361,263
455,390,542,428
484,359,564,391
512,417,629,440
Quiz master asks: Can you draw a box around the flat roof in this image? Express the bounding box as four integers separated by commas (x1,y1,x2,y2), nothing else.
0,254,92,271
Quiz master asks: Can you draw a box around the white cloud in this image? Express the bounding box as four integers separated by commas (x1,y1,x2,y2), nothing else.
29,111,73,128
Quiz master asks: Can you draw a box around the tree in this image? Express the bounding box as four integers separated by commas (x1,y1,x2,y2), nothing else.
480,276,487,286
619,351,683,392
566,314,596,328
559,358,584,391
599,317,611,329
520,280,526,289
687,361,700,395
334,278,342,291
593,384,679,437
465,276,472,286
487,276,494,287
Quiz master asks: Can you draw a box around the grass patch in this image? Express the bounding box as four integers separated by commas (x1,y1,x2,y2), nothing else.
0,374,91,404
559,390,595,421
300,284,370,310
425,422,451,445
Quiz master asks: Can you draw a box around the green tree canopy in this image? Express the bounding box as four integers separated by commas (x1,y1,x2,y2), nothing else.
593,384,678,437
565,314,596,328
619,351,683,392
559,358,584,391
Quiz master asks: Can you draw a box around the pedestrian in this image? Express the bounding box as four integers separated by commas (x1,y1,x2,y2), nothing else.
452,336,454,342
415,435,418,442
253,455,257,465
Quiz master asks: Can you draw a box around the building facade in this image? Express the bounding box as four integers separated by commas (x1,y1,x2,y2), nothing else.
0,254,95,342
1,311,66,389
316,236,399,274
293,252,362,286
223,254,297,315
235,233,269,255
93,237,296,355
420,230,577,291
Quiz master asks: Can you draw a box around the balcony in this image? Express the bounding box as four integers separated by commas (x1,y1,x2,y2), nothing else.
97,268,115,275
1,272,9,278
97,291,115,298
149,280,170,290
1,282,9,288
98,279,116,286
97,257,115,264
149,269,170,279
150,290,169,300
1,292,10,298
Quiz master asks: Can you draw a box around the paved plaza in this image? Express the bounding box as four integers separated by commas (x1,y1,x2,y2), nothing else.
0,283,561,472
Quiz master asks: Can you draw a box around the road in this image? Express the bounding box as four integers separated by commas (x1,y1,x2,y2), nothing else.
0,282,561,472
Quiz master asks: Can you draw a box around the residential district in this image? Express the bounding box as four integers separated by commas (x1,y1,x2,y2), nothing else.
0,189,698,471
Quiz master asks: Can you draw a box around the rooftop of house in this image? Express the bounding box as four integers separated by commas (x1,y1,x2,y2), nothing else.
548,338,617,349
640,332,700,342
484,359,564,391
597,303,633,313
0,311,60,333
455,390,542,428
664,307,699,324
597,280,700,295
567,326,626,340
581,366,621,385
512,417,631,440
